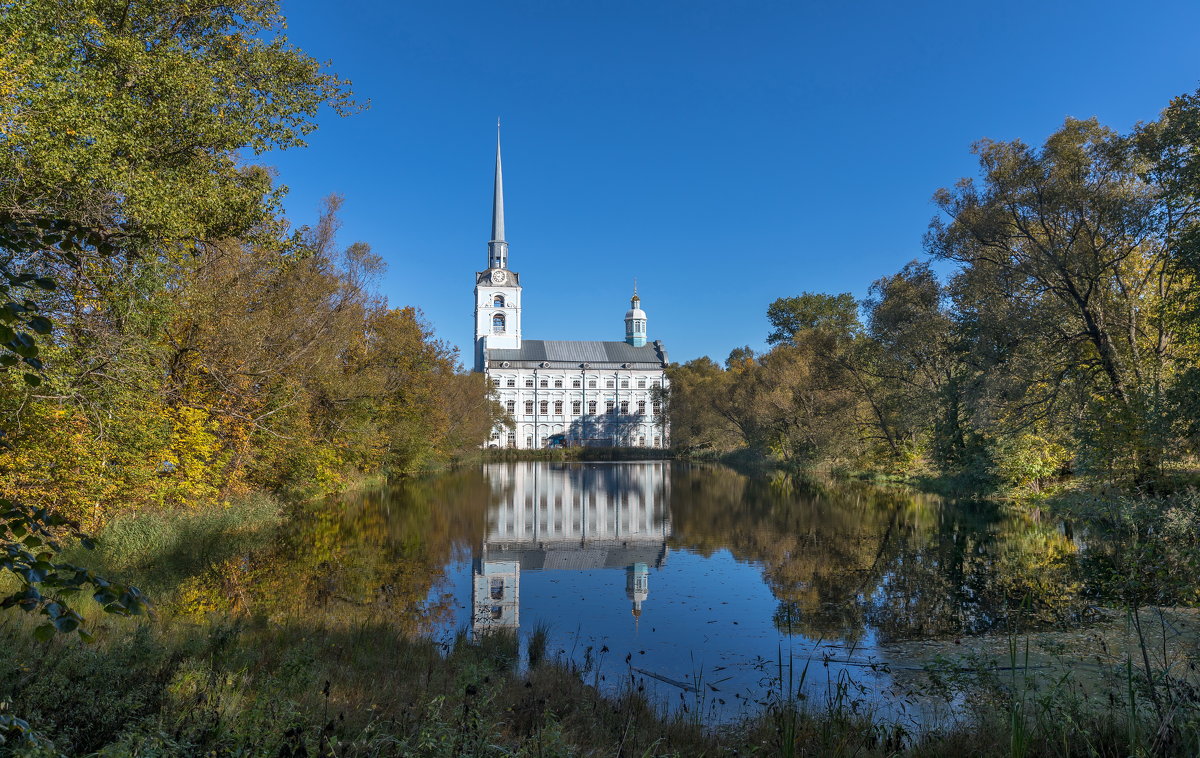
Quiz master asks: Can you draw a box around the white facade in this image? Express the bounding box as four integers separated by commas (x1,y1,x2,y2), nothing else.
482,358,668,449
472,130,670,449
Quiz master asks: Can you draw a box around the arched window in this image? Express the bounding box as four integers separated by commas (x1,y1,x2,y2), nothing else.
493,294,505,307
492,313,505,334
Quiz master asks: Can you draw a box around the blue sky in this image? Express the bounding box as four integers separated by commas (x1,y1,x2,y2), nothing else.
266,0,1200,365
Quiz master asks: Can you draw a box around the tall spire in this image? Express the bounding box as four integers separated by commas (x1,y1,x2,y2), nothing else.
491,120,505,241
488,120,509,269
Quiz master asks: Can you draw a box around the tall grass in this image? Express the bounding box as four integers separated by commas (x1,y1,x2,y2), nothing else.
64,493,283,600
526,621,549,669
4,604,1200,756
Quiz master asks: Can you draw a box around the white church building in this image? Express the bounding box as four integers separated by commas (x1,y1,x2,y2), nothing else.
473,132,670,449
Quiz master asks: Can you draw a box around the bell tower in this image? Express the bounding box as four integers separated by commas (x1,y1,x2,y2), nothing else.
474,123,521,371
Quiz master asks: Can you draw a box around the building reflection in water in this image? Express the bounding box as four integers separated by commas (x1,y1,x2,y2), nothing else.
473,462,670,634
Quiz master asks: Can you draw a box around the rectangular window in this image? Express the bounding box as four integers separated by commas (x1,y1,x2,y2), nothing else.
620,401,629,414
554,380,563,388
637,400,646,415
605,380,614,388
525,378,534,388
506,432,515,446
588,400,597,414
540,378,548,388
572,379,581,388
652,381,661,389
524,401,534,415
637,379,646,389
539,400,548,414
506,378,515,387
606,401,615,415
620,380,629,389
506,400,516,414
526,435,533,447
572,401,581,415
588,380,597,389
554,400,563,414
492,377,501,387
653,402,661,415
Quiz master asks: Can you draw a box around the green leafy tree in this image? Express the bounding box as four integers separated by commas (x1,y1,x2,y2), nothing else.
665,357,740,454
861,261,970,468
927,118,1191,477
0,0,356,242
766,292,859,346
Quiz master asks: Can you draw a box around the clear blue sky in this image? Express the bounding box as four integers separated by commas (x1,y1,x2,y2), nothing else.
266,0,1200,366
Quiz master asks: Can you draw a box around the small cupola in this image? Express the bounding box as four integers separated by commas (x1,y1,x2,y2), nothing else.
624,286,647,347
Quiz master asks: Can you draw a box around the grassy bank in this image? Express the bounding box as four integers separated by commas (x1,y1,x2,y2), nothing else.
2,608,1199,757
3,486,1200,756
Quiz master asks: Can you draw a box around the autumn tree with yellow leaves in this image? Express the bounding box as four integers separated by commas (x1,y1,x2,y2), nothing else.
0,0,501,673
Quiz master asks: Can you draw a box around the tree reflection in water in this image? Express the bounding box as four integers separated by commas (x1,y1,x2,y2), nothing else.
174,469,492,635
180,462,1128,646
666,464,1084,642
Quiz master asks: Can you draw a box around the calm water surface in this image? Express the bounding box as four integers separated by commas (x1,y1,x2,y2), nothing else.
305,461,1091,721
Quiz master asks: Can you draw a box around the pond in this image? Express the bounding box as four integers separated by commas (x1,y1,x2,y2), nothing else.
260,460,1132,723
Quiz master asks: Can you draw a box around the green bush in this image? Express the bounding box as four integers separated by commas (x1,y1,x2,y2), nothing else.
990,434,1070,492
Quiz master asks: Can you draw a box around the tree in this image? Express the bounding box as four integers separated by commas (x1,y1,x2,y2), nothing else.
725,345,756,369
766,292,859,346
664,357,739,454
1131,89,1200,456
862,261,969,467
749,342,863,463
0,0,357,656
927,118,1190,476
0,0,356,242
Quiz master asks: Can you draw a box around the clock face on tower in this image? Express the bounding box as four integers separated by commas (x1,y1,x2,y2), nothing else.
492,269,507,284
